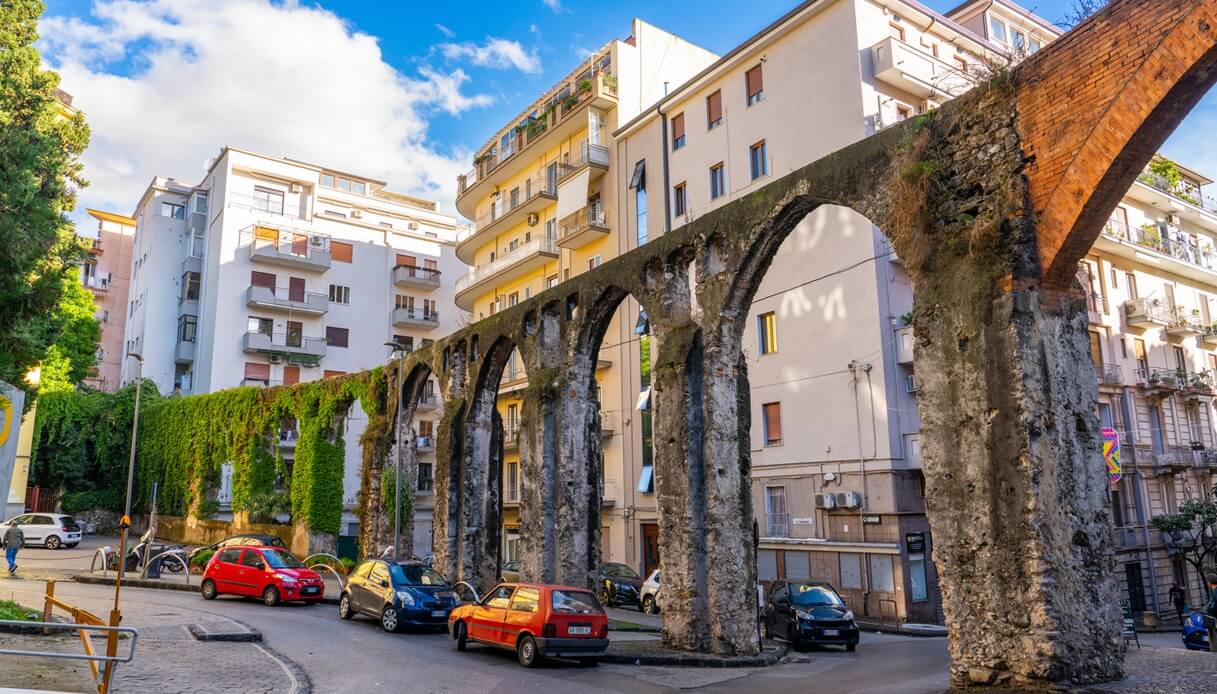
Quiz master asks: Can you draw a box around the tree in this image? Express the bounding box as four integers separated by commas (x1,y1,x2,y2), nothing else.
0,0,90,393
37,276,100,392
1062,1,1108,28
1151,488,1217,597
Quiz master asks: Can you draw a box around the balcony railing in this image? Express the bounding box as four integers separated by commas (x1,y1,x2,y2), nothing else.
558,203,608,244
1137,171,1217,213
1123,298,1170,326
1103,219,1217,272
556,142,610,181
455,238,559,296
475,175,556,230
1167,308,1206,336
247,223,332,271
417,476,435,493
1180,369,1216,397
1095,362,1124,386
229,192,306,221
392,264,442,288
765,513,790,538
393,306,440,328
1136,366,1183,391
242,330,327,362
246,284,329,315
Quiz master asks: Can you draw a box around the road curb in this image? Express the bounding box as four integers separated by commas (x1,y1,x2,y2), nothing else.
600,641,788,667
187,621,262,642
74,574,200,592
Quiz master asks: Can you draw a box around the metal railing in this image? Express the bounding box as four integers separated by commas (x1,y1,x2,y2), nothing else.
393,264,442,282
559,202,608,241
1123,298,1171,325
455,238,559,294
393,306,439,324
1095,362,1124,386
557,141,610,180
1104,219,1217,271
1136,366,1183,390
475,175,556,230
1137,171,1217,213
229,192,305,221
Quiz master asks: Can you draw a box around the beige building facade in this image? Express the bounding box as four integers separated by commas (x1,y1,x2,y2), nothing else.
80,209,136,391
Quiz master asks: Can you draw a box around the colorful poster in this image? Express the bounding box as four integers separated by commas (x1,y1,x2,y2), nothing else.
1102,426,1121,484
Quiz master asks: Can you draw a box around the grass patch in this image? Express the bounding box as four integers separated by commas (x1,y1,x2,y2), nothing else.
608,619,658,632
0,599,38,621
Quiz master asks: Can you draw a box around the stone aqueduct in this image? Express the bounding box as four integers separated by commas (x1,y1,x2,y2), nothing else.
355,1,1217,687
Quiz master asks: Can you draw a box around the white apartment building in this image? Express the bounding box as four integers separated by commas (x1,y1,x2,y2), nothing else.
121,146,465,551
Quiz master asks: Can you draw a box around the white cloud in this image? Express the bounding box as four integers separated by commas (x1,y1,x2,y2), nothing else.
38,0,493,216
436,37,542,74
434,23,455,38
541,0,567,13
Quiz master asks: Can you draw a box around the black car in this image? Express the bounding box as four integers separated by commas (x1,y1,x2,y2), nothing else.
597,562,643,608
338,559,457,632
187,533,286,564
763,580,859,651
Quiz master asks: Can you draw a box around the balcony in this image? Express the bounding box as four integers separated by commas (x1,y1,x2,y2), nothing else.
245,284,328,316
1095,362,1124,387
895,325,915,365
556,142,610,186
181,254,202,276
1136,366,1182,393
504,427,521,451
1153,446,1194,470
178,294,198,318
393,306,440,330
1136,170,1217,213
1180,370,1216,400
557,203,610,250
456,65,617,217
500,365,527,393
871,36,973,100
242,330,327,364
454,238,559,311
1167,308,1206,337
456,176,558,264
247,224,331,272
415,393,439,411
1101,219,1217,278
416,476,435,494
174,339,195,364
83,273,112,293
415,436,436,453
392,264,442,290
765,513,790,538
1123,298,1170,327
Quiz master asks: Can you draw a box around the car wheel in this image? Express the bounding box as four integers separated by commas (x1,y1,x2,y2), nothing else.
381,606,402,633
517,634,541,668
641,595,657,615
455,621,468,651
338,594,354,620
598,584,613,608
45,535,62,550
200,579,218,600
262,586,281,607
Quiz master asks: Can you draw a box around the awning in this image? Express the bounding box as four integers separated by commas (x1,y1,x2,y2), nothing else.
629,160,646,190
556,168,591,221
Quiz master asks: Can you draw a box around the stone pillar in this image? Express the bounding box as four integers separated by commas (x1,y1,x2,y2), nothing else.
517,377,558,584
554,356,603,588
652,323,710,651
431,399,464,583
914,267,1123,688
459,381,503,594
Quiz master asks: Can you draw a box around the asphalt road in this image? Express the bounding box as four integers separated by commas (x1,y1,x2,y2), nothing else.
0,575,953,694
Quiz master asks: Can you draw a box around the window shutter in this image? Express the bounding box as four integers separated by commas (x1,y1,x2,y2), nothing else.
282,366,300,386
396,253,416,268
672,113,685,143
288,277,305,302
764,403,782,442
707,90,722,125
250,271,276,289
331,241,353,263
244,362,271,380
326,326,349,348
746,65,763,99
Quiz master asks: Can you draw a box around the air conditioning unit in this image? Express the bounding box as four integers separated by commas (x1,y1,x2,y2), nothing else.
268,355,283,364
1169,214,1182,225
407,221,419,231
309,235,325,248
814,493,836,510
905,374,920,393
290,183,302,193
527,213,540,226
351,209,363,218
835,491,862,509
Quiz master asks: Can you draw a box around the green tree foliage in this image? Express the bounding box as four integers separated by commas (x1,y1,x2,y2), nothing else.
1151,488,1217,593
37,276,100,392
0,0,91,392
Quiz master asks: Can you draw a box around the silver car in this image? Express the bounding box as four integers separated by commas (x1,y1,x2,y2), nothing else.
3,513,83,549
640,569,660,614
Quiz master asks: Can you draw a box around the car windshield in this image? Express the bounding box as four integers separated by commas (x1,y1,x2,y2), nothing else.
261,549,303,569
390,564,448,586
552,590,604,615
604,563,640,579
789,584,845,608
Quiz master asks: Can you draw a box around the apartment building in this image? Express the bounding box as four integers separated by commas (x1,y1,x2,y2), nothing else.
121,146,464,551
79,210,136,391
1084,158,1217,621
453,19,718,568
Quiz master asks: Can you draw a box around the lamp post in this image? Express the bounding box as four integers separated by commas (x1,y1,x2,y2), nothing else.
113,353,144,610
384,341,407,560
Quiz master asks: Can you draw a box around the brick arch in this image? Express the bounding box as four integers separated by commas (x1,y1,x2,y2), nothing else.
1021,0,1217,289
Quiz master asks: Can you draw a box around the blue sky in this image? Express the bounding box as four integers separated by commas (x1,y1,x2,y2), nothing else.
37,0,1216,219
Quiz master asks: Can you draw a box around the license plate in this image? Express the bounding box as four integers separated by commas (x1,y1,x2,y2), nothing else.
568,626,591,635
431,610,447,618
302,587,319,595
822,629,839,636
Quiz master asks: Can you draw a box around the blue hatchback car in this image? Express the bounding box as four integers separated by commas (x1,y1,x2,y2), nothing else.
1182,612,1211,651
338,559,457,632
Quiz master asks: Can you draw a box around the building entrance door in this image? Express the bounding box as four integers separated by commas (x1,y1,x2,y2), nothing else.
641,523,660,578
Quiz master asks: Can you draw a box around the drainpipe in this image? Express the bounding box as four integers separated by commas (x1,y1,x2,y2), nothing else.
1123,386,1162,616
658,107,672,235
850,360,873,614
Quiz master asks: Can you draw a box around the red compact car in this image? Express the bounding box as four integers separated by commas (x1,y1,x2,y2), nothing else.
201,545,324,606
448,582,609,667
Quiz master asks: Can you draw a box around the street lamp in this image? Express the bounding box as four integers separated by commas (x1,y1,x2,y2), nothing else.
113,352,144,611
384,341,409,560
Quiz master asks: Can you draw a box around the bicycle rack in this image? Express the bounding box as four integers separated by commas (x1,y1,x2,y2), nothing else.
303,553,346,591
139,550,190,584
452,581,482,604
89,547,112,576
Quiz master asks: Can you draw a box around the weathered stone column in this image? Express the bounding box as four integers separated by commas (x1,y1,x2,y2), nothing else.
652,323,710,651
459,384,502,594
430,398,464,583
516,374,558,584
914,265,1123,687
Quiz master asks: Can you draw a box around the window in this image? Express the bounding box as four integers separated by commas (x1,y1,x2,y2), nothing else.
636,180,648,246
248,316,272,335
161,202,185,219
588,255,602,271
509,587,540,613
673,182,687,218
954,55,968,72
417,462,433,490
749,141,768,180
839,553,862,589
1126,272,1138,299
182,271,200,301
706,90,723,129
396,295,415,311
321,173,335,188
393,335,414,351
897,105,912,121
330,241,353,263
745,64,764,106
757,549,778,581
217,548,241,564
889,22,905,41
1028,37,1041,53
423,299,437,319
1174,346,1187,375
328,284,350,304
253,186,284,215
485,585,514,609
326,326,349,348
762,402,782,445
243,362,271,384
709,163,725,200
1011,30,1026,51
764,486,788,537
286,320,303,347
671,112,686,150
178,315,197,342
546,275,559,289
1134,338,1148,375
909,556,928,601
283,366,300,386
757,312,777,354
507,461,519,501
989,16,1007,44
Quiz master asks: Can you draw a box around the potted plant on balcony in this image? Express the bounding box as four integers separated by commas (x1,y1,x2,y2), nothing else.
1139,224,1162,249
578,78,593,94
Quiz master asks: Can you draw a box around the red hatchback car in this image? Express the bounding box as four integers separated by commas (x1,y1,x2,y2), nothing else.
448,583,609,667
201,545,324,606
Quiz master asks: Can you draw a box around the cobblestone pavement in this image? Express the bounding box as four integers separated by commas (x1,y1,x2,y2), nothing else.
1079,646,1217,693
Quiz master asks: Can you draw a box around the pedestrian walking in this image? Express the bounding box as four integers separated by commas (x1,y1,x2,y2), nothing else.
1206,575,1217,654
3,522,23,575
1169,582,1187,625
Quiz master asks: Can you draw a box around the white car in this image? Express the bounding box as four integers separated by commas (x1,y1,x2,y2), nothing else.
640,569,660,614
3,513,83,549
